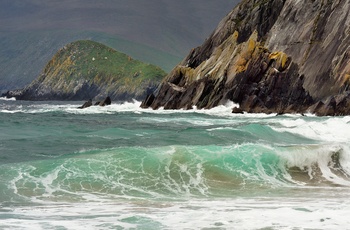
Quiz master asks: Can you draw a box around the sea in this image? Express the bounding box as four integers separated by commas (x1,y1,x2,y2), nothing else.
1,97,350,230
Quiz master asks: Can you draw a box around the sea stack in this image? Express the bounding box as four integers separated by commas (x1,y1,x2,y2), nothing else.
141,0,350,116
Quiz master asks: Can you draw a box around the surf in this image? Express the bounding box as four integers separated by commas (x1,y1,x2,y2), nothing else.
2,100,350,229
2,142,350,205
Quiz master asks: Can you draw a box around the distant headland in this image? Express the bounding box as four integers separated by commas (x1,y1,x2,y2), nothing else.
3,40,166,102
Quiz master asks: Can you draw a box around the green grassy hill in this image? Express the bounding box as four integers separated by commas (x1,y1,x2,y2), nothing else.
6,40,166,101
0,0,240,91
0,30,180,92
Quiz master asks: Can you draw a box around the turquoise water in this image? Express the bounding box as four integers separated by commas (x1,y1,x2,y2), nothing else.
1,99,350,229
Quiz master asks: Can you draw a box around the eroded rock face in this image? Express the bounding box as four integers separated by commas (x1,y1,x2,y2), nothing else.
266,0,350,100
142,0,350,116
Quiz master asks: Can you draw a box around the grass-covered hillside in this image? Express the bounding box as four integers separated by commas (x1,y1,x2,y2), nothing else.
6,40,166,101
0,30,181,92
0,0,240,91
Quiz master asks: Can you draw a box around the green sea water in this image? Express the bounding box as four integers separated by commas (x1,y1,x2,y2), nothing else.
1,99,350,229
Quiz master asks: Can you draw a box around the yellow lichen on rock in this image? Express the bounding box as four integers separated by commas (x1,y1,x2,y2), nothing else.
235,56,248,73
247,39,256,56
232,30,239,42
341,60,350,83
183,67,196,85
234,31,260,73
169,65,196,85
342,73,350,85
269,51,289,70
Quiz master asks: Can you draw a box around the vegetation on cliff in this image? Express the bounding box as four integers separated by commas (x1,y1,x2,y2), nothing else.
142,0,350,116
5,40,166,101
0,0,240,91
0,31,180,91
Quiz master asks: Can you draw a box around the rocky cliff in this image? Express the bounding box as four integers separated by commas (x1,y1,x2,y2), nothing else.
142,0,350,116
4,40,166,101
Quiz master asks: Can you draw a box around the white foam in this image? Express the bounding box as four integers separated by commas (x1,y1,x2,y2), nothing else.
273,116,350,143
153,198,350,230
339,145,350,175
0,109,22,113
0,100,281,119
276,144,350,186
0,97,16,101
29,100,236,116
2,196,350,230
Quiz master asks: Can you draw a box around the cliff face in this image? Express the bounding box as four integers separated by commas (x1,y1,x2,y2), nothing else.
142,0,350,115
4,40,166,101
266,0,350,100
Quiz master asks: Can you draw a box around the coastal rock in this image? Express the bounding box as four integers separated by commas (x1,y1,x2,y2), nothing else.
140,94,155,108
309,93,350,116
78,99,93,109
142,0,350,116
78,96,111,109
232,107,244,114
98,96,111,106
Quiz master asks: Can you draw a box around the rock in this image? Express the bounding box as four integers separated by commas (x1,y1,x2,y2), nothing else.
140,94,155,108
2,89,26,100
78,96,111,109
78,99,92,109
309,93,350,116
141,0,350,116
334,93,350,116
98,96,111,106
308,101,325,115
232,107,244,114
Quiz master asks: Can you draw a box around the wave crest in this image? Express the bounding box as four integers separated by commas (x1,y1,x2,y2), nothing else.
3,143,350,204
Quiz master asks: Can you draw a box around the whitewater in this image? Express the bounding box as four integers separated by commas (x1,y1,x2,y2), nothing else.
1,98,350,229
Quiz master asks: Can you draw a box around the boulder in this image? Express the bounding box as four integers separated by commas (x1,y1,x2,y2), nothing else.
99,96,111,106
309,93,350,116
232,107,244,114
78,99,92,109
140,94,155,108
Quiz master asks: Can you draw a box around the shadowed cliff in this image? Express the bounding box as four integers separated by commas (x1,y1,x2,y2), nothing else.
142,0,350,116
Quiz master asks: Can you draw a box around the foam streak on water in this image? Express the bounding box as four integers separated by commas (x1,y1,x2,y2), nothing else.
1,197,350,230
1,100,350,229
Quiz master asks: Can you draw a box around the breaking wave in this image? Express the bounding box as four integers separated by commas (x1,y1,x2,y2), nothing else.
2,142,350,205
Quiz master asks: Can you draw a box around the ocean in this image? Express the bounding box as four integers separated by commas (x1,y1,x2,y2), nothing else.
1,98,350,230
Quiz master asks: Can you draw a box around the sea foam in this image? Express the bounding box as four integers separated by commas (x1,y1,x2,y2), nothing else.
0,97,16,101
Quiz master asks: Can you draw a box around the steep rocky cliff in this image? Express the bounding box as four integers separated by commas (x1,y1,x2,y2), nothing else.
142,0,350,116
4,40,166,101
